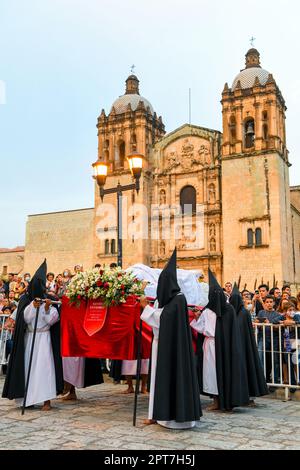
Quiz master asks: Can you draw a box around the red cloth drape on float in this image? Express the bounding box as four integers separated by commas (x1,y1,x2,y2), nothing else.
61,295,152,359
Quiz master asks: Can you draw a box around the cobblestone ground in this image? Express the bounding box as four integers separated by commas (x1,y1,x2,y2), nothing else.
0,376,299,450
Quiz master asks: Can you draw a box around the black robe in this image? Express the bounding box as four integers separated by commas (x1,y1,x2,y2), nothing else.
215,303,250,410
152,248,201,422
195,270,250,410
230,286,268,398
83,359,104,387
153,293,201,422
2,293,64,399
109,360,123,382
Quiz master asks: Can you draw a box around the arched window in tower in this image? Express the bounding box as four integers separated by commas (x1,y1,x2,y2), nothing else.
130,133,137,151
208,183,216,204
105,239,110,254
229,115,236,144
247,229,254,247
116,140,125,168
160,241,166,256
104,139,110,161
262,111,268,121
119,141,125,167
111,239,116,254
180,185,196,214
159,189,166,205
255,228,262,246
244,118,255,148
262,124,268,140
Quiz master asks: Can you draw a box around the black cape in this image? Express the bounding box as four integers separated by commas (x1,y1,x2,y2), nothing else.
2,261,64,400
230,285,268,398
152,248,201,422
83,359,104,387
196,270,250,410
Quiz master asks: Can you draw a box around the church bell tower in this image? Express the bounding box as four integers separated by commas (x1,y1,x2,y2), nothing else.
221,48,293,288
93,74,165,267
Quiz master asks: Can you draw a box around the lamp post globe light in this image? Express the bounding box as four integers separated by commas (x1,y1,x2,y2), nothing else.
92,153,144,268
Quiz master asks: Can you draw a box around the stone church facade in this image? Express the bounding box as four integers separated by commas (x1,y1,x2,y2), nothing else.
2,48,300,290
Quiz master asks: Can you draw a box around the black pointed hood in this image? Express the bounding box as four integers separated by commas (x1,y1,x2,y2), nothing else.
206,269,227,317
157,248,180,308
229,283,244,315
27,259,47,301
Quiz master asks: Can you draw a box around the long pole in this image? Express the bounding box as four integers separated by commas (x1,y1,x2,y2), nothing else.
133,315,143,426
22,304,40,415
117,187,123,268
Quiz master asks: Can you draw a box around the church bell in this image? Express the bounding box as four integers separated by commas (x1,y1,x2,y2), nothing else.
246,121,255,136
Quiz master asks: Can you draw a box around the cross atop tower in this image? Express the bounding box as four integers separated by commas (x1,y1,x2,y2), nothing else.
250,36,256,48
130,64,136,74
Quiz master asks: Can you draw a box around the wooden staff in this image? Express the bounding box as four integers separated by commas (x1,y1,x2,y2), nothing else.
133,314,143,426
22,303,41,415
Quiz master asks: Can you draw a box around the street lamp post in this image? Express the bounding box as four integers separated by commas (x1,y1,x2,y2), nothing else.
92,153,144,268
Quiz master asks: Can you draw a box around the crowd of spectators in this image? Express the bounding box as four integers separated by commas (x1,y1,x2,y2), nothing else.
223,282,300,387
1,267,300,387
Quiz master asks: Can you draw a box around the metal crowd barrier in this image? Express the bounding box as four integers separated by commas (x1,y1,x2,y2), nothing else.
253,323,300,399
0,314,13,373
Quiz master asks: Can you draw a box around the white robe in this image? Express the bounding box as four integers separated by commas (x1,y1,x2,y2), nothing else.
16,302,59,407
121,359,149,376
190,308,218,395
141,299,197,429
62,357,85,388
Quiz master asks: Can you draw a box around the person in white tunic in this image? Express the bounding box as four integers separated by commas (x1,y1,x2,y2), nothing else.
140,248,202,429
190,308,219,410
121,359,149,394
61,357,85,399
16,298,59,411
61,355,103,400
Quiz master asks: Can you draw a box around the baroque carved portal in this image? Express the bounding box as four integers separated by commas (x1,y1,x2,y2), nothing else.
165,138,211,173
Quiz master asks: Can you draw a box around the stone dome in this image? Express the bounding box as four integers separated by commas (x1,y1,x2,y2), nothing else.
232,67,270,90
110,73,154,115
111,94,154,114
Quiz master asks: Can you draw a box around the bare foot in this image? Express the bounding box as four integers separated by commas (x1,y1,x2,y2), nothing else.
61,392,77,401
206,403,219,411
41,402,52,411
247,400,256,407
122,388,134,394
140,389,148,395
143,419,156,425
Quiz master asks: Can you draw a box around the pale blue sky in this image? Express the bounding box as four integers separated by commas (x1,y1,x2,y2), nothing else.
0,0,299,247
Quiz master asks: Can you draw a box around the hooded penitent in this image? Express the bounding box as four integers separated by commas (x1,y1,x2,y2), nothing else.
2,260,64,399
196,270,250,410
230,284,268,398
152,248,202,422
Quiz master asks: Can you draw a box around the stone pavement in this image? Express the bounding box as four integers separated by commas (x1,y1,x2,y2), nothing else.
0,376,299,450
